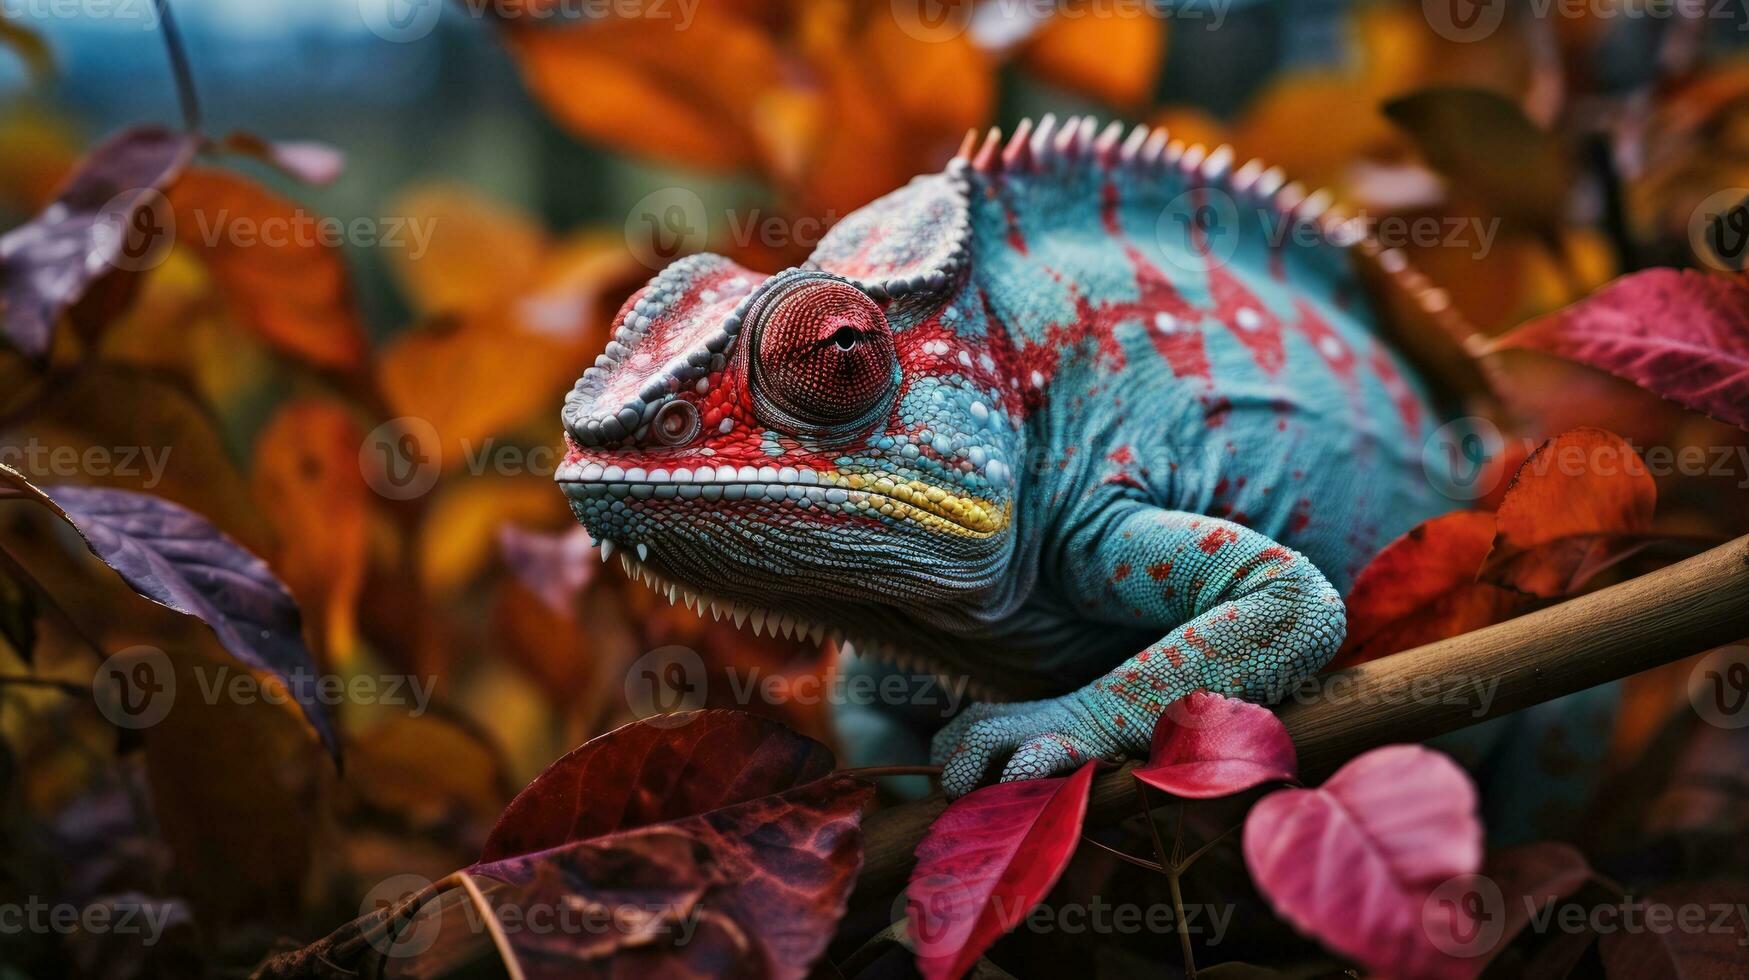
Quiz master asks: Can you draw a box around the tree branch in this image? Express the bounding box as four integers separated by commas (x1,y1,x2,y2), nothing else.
852,534,1749,901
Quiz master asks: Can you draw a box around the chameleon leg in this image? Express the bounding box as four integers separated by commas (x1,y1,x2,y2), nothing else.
931,507,1346,797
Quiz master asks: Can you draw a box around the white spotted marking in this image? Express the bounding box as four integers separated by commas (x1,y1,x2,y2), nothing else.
1236,307,1264,331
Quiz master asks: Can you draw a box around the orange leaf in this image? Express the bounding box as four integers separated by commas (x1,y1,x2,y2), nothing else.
504,10,783,172
167,168,368,370
251,398,368,663
1483,427,1657,598
1333,510,1531,669
1020,6,1165,108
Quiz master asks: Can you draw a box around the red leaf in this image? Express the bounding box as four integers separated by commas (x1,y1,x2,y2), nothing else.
1482,427,1657,598
0,125,194,358
1480,843,1592,961
1133,691,1296,798
1491,268,1749,430
907,762,1095,980
479,709,836,862
477,774,872,980
1333,510,1532,669
1243,745,1482,980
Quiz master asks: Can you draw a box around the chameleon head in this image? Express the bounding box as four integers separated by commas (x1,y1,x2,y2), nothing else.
556,252,1021,640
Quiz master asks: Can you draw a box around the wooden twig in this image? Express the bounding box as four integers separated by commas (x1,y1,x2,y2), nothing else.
852,534,1749,902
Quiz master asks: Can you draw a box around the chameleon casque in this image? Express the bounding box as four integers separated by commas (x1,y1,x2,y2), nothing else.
554,115,1591,802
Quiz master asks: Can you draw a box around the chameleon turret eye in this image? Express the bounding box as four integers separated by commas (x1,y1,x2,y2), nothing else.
651,399,699,446
748,277,896,430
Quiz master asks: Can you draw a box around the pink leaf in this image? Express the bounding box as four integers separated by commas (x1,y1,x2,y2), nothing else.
907,763,1095,980
1243,745,1483,980
1491,268,1749,430
1134,691,1297,798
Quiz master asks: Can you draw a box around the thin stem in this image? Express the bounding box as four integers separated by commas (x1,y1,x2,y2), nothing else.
1168,801,1197,979
1080,835,1166,874
152,0,200,133
1131,778,1172,871
458,873,525,980
0,544,109,664
1177,823,1240,873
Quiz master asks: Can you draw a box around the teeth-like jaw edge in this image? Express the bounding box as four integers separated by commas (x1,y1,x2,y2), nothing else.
599,543,1011,703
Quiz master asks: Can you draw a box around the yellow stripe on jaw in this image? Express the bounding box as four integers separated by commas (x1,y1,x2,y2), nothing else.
830,471,1011,536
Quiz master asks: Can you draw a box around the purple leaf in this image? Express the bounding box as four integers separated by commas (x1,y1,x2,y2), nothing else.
497,524,595,619
13,476,336,759
1243,745,1482,980
1491,268,1749,430
0,125,195,358
1134,691,1297,797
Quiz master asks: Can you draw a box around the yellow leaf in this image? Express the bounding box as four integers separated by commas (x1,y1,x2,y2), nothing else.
419,474,558,596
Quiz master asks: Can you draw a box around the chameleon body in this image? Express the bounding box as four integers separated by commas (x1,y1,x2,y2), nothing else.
557,116,1460,798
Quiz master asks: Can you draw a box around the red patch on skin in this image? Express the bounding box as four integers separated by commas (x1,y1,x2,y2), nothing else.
1206,262,1287,375
1198,526,1239,554
1289,298,1357,386
1137,650,1151,663
1163,645,1184,668
1110,563,1132,583
1108,445,1134,464
1183,627,1212,656
1368,341,1425,436
1287,500,1312,534
1101,180,1122,236
1002,197,1028,255
1147,561,1173,580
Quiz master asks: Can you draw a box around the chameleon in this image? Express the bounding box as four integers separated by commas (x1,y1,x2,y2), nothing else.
554,115,1601,805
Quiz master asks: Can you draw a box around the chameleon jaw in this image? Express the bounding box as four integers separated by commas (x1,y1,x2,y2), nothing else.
609,549,1011,704
554,461,1010,537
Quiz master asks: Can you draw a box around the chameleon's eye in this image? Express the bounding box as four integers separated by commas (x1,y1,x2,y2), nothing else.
749,278,896,429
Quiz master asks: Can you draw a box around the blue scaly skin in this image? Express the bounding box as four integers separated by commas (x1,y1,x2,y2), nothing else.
555,116,1456,798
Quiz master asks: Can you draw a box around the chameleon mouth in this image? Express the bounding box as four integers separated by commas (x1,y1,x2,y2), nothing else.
604,548,1011,703
554,462,1009,536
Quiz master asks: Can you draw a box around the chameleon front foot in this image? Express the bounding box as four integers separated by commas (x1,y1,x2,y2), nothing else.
930,696,1131,797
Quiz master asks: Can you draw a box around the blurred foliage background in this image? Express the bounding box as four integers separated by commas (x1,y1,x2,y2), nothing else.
4,0,1749,975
